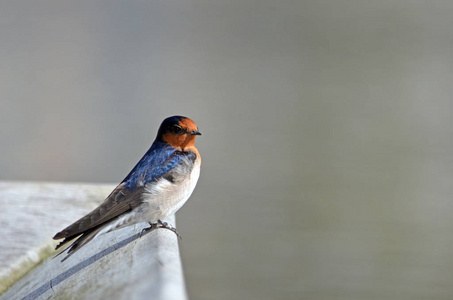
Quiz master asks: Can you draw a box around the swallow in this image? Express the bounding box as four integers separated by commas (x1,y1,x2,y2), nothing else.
53,116,201,261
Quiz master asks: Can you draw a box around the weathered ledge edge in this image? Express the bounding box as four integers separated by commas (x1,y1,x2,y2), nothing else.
0,181,187,300
0,240,56,295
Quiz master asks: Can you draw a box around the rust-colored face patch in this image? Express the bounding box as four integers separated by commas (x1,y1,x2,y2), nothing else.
178,118,198,133
162,117,199,150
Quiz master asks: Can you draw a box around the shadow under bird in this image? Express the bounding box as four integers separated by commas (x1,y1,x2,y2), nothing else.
53,116,201,261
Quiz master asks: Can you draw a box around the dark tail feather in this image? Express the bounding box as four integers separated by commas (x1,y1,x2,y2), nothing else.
53,225,105,262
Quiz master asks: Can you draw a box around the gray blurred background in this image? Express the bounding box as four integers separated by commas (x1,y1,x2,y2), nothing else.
1,1,453,299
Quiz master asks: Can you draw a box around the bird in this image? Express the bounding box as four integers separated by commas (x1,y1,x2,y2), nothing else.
53,115,201,261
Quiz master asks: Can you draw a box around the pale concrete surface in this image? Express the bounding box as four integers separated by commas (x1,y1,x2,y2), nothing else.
0,181,187,300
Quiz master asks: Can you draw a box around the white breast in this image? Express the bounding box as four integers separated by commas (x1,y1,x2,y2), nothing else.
138,158,201,223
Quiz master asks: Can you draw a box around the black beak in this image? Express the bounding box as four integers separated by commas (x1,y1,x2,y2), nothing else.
189,130,201,136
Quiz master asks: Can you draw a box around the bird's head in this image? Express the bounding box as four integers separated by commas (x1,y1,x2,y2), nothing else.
156,116,201,150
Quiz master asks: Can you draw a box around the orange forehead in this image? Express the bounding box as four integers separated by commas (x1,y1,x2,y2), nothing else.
179,118,198,132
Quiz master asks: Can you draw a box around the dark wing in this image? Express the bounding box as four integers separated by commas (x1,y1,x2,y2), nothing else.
52,183,144,260
53,183,141,242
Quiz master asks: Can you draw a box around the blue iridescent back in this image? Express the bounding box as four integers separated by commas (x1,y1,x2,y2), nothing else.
122,141,194,191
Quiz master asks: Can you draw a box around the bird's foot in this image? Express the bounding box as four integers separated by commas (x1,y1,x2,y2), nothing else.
140,222,158,238
157,219,182,239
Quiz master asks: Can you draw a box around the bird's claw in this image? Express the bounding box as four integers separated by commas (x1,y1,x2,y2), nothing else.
140,220,182,239
157,220,182,239
140,222,158,238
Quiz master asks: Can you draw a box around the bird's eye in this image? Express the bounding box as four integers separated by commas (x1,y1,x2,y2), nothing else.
171,125,185,134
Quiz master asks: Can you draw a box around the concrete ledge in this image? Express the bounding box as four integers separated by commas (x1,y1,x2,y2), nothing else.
0,181,187,300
